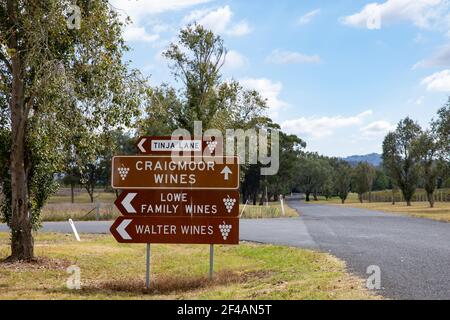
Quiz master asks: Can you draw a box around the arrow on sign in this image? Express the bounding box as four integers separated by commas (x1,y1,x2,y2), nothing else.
121,192,137,214
221,166,232,180
137,138,147,153
117,219,132,240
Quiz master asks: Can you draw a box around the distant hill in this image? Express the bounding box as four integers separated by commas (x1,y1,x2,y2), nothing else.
342,153,382,167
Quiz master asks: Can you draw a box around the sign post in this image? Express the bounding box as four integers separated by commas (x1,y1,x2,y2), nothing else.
146,243,151,290
210,244,214,280
111,136,240,287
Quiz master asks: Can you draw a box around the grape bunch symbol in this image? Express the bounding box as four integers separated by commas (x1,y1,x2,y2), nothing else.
117,165,130,181
219,221,232,240
223,195,236,213
206,139,218,153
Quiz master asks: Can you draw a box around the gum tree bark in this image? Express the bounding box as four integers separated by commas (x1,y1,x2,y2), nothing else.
7,0,33,261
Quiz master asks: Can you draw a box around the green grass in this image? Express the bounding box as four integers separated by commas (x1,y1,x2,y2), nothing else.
0,232,379,300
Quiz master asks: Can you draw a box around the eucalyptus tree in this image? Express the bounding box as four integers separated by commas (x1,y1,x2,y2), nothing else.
412,130,441,208
352,162,376,203
0,1,145,261
333,160,352,204
139,24,272,206
266,132,306,200
432,102,450,162
382,118,422,206
295,153,332,202
139,24,268,135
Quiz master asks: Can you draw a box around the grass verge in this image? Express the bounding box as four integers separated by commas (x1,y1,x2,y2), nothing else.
309,197,450,223
0,232,379,300
239,203,298,219
41,201,298,222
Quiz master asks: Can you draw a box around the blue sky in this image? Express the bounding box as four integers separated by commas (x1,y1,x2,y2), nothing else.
111,0,450,157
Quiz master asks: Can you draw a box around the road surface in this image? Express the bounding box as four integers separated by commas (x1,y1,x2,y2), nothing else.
1,200,450,299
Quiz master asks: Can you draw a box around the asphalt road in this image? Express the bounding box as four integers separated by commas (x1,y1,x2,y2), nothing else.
1,201,450,299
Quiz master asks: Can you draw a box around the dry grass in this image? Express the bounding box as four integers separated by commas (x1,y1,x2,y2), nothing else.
239,203,298,219
83,270,269,295
40,189,298,221
0,233,380,300
0,257,72,271
41,203,120,222
311,198,450,223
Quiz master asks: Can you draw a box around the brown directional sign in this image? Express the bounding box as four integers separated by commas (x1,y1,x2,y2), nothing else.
110,216,239,244
115,190,240,217
136,136,223,156
111,156,239,190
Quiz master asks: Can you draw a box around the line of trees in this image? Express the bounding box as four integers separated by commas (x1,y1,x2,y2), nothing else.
294,153,384,204
293,106,449,207
382,107,449,207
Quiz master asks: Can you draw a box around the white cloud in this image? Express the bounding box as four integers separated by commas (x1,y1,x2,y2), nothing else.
360,120,395,137
111,0,211,43
183,5,252,37
123,25,159,42
281,110,373,138
416,96,425,105
266,49,321,65
413,44,450,69
111,0,212,21
240,78,288,117
227,21,252,36
197,6,232,32
152,23,171,33
224,50,247,69
297,9,321,25
421,69,450,91
341,0,447,30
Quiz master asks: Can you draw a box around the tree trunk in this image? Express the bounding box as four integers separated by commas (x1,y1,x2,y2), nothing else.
8,10,34,261
88,188,94,203
427,192,435,208
305,192,310,202
406,199,411,207
313,192,318,201
259,193,264,206
70,183,75,204
358,193,363,203
341,198,345,204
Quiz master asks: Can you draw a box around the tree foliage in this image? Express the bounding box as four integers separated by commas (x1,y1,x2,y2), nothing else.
352,162,376,203
382,117,422,206
0,0,146,260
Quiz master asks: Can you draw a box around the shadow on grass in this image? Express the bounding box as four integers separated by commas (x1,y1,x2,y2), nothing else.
0,256,71,270
55,270,272,296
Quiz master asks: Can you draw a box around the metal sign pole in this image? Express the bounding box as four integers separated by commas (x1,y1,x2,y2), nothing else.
146,243,151,289
209,244,214,280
